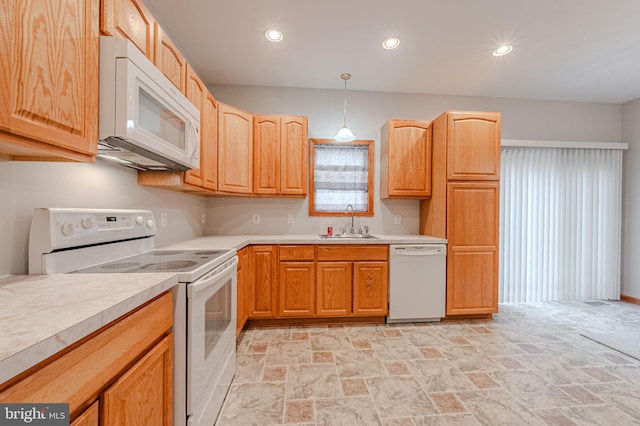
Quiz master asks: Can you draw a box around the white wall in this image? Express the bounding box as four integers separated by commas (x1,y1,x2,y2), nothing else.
205,84,623,237
622,98,640,298
0,160,208,276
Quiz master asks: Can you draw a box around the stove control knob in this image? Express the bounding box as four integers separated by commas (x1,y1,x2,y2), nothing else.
146,219,154,228
135,215,144,225
61,223,75,236
81,216,95,229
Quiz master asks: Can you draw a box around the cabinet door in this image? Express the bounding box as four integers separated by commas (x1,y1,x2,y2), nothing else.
200,91,218,190
100,0,155,59
154,24,186,92
0,0,98,161
316,262,352,317
102,333,173,426
253,115,280,195
353,262,388,316
446,182,499,315
71,401,99,426
446,111,500,181
383,120,432,198
236,247,249,335
249,246,277,318
280,116,308,195
218,103,253,194
278,262,315,317
183,64,205,187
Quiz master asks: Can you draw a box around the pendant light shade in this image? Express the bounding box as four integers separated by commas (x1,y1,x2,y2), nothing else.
334,73,356,142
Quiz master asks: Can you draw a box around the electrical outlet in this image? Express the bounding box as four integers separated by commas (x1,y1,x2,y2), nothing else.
160,212,168,228
394,215,402,225
201,213,206,224
252,213,261,224
287,213,295,224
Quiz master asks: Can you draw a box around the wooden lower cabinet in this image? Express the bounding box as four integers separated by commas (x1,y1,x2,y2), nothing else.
278,262,315,317
316,262,352,317
446,182,499,315
0,293,173,425
102,334,173,425
236,247,250,335
71,401,99,426
353,262,388,316
249,245,277,318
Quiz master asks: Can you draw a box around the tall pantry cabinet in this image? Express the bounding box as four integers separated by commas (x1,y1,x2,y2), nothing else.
420,111,501,317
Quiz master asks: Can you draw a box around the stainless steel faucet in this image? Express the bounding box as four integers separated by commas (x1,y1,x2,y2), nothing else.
345,204,354,234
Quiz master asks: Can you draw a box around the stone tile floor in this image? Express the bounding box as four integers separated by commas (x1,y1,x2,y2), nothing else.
216,301,640,425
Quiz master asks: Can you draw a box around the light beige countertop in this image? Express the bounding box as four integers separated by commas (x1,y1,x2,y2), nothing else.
0,273,178,385
163,234,447,251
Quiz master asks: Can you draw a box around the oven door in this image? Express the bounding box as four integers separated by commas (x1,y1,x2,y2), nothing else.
187,255,238,425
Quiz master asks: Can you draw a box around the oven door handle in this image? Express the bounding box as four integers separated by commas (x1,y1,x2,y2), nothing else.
187,256,238,299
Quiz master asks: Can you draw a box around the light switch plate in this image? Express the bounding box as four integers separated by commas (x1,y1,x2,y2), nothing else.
287,214,295,224
252,213,261,224
394,215,402,225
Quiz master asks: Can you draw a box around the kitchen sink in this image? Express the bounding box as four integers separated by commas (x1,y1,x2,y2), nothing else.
319,233,379,239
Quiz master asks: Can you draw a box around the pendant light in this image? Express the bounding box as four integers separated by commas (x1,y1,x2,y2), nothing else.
334,73,356,142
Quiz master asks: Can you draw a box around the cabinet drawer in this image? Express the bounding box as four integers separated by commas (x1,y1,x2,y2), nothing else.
279,245,315,261
0,292,173,419
316,245,388,261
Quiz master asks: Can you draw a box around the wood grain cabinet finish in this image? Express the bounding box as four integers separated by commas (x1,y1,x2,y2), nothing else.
218,103,254,194
153,24,186,92
0,0,99,162
446,111,501,181
183,65,206,188
0,292,173,424
316,262,352,317
446,182,499,315
249,245,277,318
353,262,388,316
254,115,308,196
278,262,315,317
71,401,99,426
380,119,433,198
236,247,250,335
102,334,173,426
100,0,155,59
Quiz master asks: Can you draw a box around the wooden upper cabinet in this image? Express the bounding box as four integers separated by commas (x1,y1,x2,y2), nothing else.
183,65,205,187
0,0,99,162
154,24,186,92
446,111,501,181
201,91,218,191
280,116,308,195
381,119,433,198
254,115,281,195
218,103,253,194
253,115,308,196
100,0,155,59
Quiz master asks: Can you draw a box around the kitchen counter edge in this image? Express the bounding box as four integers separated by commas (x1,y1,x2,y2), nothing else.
0,273,178,385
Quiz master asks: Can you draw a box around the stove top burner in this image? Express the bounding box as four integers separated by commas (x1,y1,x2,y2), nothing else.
100,262,143,269
147,250,185,256
140,260,199,271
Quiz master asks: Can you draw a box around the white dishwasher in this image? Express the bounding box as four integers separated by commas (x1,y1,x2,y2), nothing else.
387,244,447,323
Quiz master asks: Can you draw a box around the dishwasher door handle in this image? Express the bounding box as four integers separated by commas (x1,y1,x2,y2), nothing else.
392,246,446,256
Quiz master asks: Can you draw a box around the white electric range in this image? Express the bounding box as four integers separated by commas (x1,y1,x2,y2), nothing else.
29,208,237,426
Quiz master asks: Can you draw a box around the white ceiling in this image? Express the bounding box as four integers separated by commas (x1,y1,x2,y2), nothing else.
145,0,640,104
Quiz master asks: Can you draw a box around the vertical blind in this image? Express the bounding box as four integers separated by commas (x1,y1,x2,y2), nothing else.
500,147,623,303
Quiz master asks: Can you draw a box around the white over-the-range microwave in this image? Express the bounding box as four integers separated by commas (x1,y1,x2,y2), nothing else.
98,36,200,172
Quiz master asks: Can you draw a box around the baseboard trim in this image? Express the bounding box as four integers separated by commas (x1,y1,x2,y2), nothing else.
621,294,640,306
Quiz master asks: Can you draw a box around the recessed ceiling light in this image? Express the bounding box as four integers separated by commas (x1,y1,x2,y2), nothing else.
382,37,401,50
265,29,283,42
493,45,513,56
